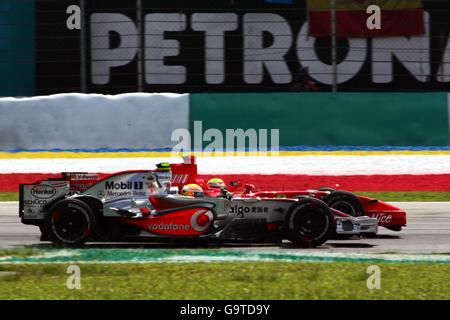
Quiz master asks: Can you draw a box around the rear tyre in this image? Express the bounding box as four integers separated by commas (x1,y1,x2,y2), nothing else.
322,191,365,217
284,198,334,248
46,198,96,247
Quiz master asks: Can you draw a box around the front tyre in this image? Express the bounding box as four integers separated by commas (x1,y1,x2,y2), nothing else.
46,198,96,247
317,186,336,192
284,198,334,248
322,191,365,217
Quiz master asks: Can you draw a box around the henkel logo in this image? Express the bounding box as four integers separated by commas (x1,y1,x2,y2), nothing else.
372,213,392,224
105,181,143,190
31,185,56,199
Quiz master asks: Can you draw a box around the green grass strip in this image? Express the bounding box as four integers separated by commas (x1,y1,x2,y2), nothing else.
1,248,450,264
0,261,449,299
0,192,18,201
357,191,450,202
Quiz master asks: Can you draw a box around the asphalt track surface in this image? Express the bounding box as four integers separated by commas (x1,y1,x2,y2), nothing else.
1,202,449,254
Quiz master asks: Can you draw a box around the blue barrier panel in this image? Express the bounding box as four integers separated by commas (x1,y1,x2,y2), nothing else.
0,0,35,96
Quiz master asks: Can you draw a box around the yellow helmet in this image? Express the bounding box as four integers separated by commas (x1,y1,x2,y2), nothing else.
181,184,204,197
207,178,226,189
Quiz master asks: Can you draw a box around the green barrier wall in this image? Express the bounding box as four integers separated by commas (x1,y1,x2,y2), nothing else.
190,92,449,146
0,1,35,96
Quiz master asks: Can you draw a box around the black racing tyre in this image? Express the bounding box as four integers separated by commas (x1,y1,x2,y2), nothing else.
317,186,336,192
361,232,378,238
384,226,402,232
39,224,56,242
284,198,334,248
45,198,96,247
292,195,309,200
322,191,365,217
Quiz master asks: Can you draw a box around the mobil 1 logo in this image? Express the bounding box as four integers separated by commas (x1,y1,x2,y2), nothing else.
105,181,143,190
102,179,146,199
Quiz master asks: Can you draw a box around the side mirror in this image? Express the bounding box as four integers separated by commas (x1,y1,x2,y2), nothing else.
230,181,240,187
227,180,240,192
243,184,255,194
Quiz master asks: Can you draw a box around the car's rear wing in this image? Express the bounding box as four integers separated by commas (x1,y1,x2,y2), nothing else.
19,179,70,223
62,172,100,194
18,156,200,223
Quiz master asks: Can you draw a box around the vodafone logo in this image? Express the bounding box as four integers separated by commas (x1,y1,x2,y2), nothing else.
190,209,214,232
149,223,190,231
147,210,214,233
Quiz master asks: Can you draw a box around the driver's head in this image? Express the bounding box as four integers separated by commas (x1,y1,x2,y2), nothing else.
207,178,226,190
181,184,204,197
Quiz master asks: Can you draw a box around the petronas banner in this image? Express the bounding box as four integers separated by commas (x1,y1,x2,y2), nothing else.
35,0,450,93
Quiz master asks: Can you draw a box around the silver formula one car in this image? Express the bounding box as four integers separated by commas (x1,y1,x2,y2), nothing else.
19,158,378,247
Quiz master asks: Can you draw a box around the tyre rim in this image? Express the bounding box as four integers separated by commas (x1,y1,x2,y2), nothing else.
296,211,327,238
52,208,90,242
331,201,356,216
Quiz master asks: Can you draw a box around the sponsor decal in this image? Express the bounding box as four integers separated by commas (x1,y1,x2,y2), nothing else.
156,171,172,181
30,185,56,199
149,222,190,232
231,205,269,216
372,213,393,224
172,174,189,184
148,210,213,233
190,210,214,232
70,183,93,191
65,173,99,181
48,181,69,189
24,199,48,206
105,181,143,190
105,190,147,198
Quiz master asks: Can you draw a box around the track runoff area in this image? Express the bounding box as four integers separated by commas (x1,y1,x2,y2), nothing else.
1,149,450,255
1,150,450,300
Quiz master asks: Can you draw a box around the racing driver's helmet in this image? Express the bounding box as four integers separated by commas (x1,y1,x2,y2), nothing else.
181,184,204,197
207,178,226,190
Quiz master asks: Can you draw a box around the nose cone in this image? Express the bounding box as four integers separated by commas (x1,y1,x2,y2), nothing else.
359,196,407,226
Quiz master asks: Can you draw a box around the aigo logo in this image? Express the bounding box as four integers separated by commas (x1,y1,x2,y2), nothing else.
190,209,214,232
31,185,56,199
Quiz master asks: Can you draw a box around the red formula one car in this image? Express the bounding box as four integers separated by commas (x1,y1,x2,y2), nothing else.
236,187,406,232
174,156,406,232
